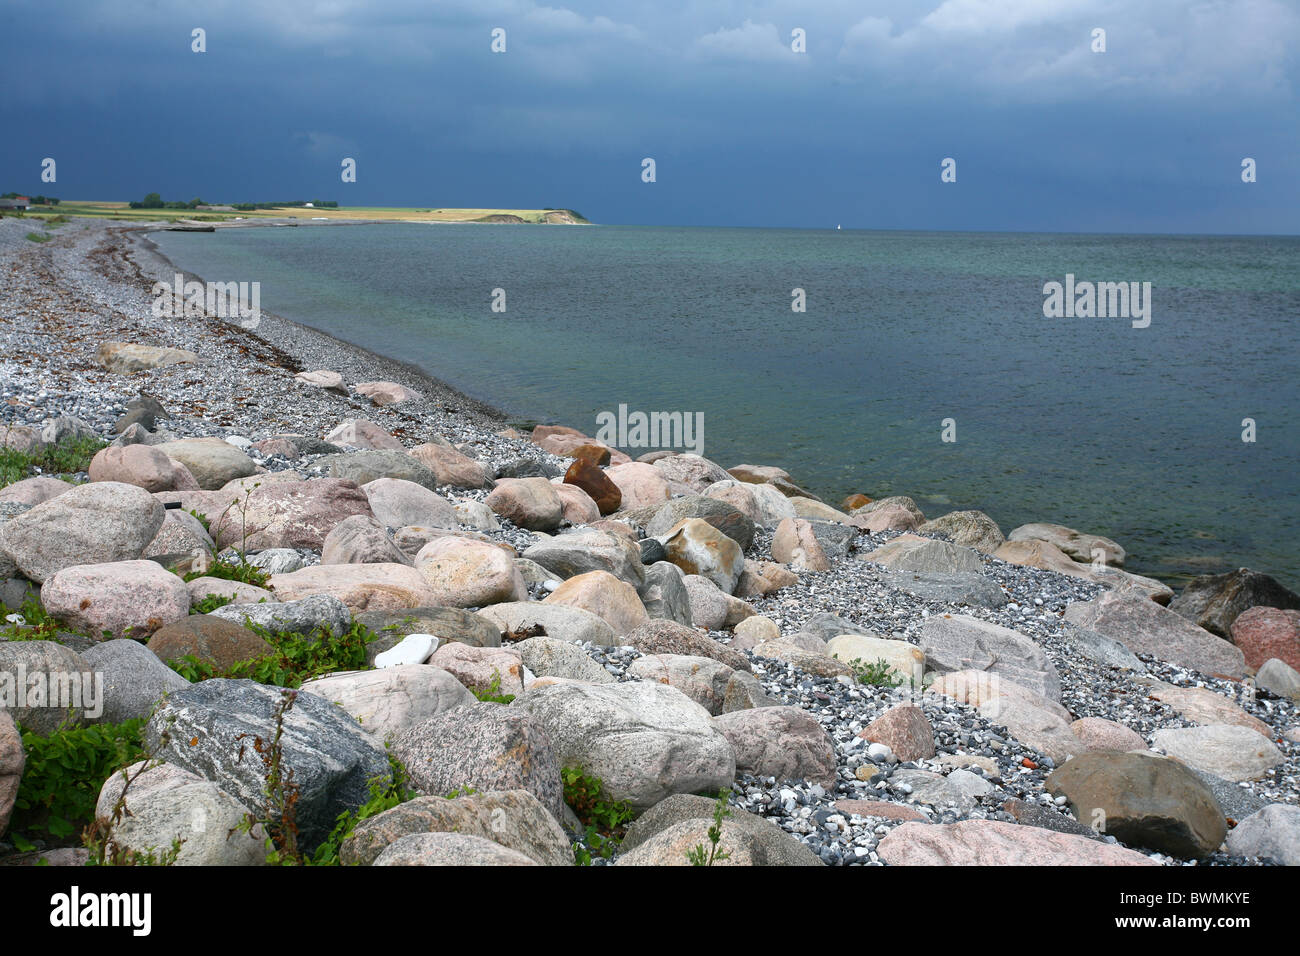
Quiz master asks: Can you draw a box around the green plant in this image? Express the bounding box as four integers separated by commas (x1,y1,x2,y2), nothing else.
182,558,269,589
189,592,235,615
686,789,733,866
0,595,64,642
562,767,634,865
7,719,146,850
849,658,904,689
164,619,379,689
310,754,416,865
25,231,51,242
444,785,479,799
186,508,211,533
473,669,516,704
233,689,303,864
0,435,103,487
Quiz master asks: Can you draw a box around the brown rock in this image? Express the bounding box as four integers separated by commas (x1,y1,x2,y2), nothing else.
771,517,831,571
1231,606,1300,672
841,494,872,511
147,615,273,670
407,443,492,489
878,819,1158,865
860,703,935,762
563,459,622,515
834,799,926,822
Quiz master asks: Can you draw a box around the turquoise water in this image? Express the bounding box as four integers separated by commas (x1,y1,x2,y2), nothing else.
151,224,1300,588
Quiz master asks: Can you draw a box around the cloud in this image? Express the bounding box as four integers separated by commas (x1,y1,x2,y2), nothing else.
694,19,791,62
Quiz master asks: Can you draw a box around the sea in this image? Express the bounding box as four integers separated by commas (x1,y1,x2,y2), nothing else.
151,223,1300,589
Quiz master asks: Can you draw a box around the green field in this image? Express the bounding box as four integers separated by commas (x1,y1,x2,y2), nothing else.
6,201,589,225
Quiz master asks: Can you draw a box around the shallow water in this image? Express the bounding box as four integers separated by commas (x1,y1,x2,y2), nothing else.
152,223,1300,588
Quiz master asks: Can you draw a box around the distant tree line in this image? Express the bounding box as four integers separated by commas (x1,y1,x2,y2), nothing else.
128,193,339,210
2,193,59,205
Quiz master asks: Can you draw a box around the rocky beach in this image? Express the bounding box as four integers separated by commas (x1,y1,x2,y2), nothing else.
1,215,1297,868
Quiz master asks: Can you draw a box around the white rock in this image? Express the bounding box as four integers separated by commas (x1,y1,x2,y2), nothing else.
374,633,439,668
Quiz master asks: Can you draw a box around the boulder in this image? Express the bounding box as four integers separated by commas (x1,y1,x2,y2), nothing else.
604,462,671,511
0,481,165,583
752,640,853,679
391,702,564,821
210,478,374,551
625,618,751,672
1149,725,1284,782
628,654,736,715
317,450,438,489
41,559,191,640
88,444,198,492
771,517,831,572
1145,681,1271,738
1170,569,1300,638
701,480,762,523
918,614,1061,702
0,711,23,837
825,634,925,686
516,637,615,685
144,679,392,853
616,813,821,866
652,454,731,493
1063,591,1246,678
146,510,216,561
429,643,525,697
659,518,745,592
361,478,457,529
208,593,351,639
1070,716,1147,753
515,681,735,809
485,477,564,531
185,577,274,606
407,443,492,489
1045,752,1227,858
863,534,983,574
1230,606,1300,672
713,705,835,787
355,606,501,653
918,510,1005,554
294,369,347,393
153,438,257,490
318,514,408,566
94,760,267,866
523,529,645,587
1225,804,1300,866
878,820,1157,865
323,419,404,451
353,381,422,406
1007,522,1125,567
373,832,539,866
269,563,437,612
0,476,73,507
927,670,1071,722
1256,658,1300,701
414,537,528,608
453,500,500,531
474,601,616,647
551,482,600,525
543,570,648,636
82,639,191,724
147,616,273,670
619,792,821,866
562,459,621,515
0,641,93,733
881,569,1007,608
341,789,571,866
860,704,935,762
300,665,475,743
95,342,198,374
639,561,694,626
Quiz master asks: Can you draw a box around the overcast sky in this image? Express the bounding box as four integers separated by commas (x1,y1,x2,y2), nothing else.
2,0,1297,233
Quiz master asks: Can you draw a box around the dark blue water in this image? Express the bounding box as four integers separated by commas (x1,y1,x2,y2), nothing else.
151,224,1300,588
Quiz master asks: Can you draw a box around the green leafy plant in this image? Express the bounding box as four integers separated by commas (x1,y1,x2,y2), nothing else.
849,657,903,688
233,689,303,864
189,592,235,615
25,231,51,243
182,558,270,589
7,719,146,850
0,435,103,487
473,669,516,704
164,619,377,688
686,789,733,866
310,755,416,866
562,766,634,865
0,595,65,642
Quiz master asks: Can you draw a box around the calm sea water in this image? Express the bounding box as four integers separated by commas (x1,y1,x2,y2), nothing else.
152,224,1300,589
